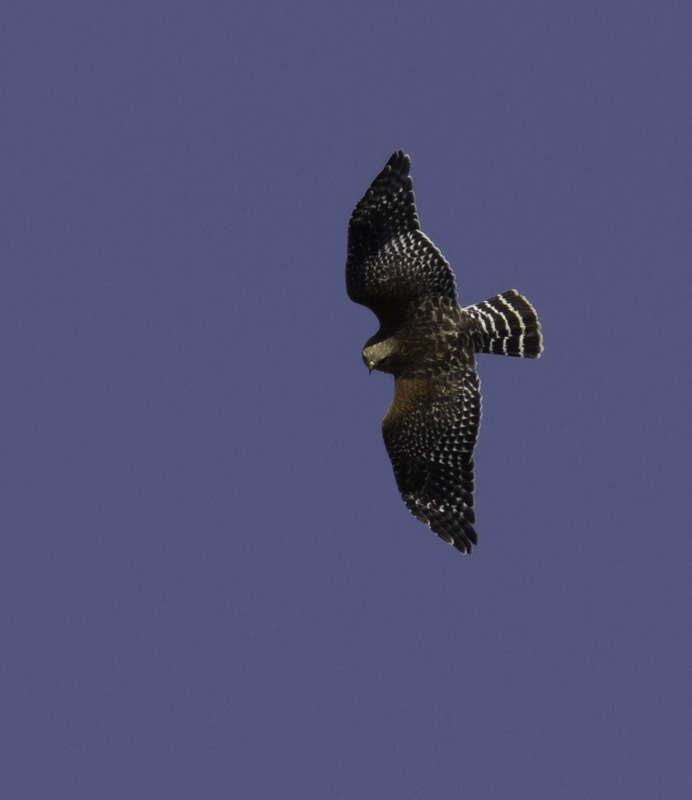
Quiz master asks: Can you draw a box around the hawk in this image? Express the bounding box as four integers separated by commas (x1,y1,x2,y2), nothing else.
346,150,542,554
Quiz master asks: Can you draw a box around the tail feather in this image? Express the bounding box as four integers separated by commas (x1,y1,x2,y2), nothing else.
464,290,543,358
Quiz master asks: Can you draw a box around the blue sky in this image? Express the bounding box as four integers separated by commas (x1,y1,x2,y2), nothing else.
3,1,692,797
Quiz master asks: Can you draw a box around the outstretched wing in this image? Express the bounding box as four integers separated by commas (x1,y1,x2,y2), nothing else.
381,369,481,554
346,150,458,328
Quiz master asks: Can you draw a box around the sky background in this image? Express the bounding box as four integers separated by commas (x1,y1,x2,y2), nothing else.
3,1,692,798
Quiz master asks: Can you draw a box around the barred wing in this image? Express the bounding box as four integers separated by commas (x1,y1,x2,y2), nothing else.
381,370,481,554
346,150,457,327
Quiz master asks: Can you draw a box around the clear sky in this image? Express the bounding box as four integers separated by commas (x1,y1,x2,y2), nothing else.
3,1,691,798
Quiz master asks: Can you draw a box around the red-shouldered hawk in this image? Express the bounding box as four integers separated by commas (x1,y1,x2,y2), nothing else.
346,151,543,554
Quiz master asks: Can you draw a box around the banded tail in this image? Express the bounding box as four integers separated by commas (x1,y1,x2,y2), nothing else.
465,290,543,358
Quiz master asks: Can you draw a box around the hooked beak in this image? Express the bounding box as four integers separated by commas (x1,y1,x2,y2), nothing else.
367,361,375,374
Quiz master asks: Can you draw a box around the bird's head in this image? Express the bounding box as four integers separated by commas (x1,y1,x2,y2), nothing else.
363,333,398,374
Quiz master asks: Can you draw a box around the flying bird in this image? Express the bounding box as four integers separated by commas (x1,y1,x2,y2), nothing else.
346,151,542,554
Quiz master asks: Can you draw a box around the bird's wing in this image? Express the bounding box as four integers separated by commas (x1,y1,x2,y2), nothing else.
347,150,458,328
381,369,481,554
